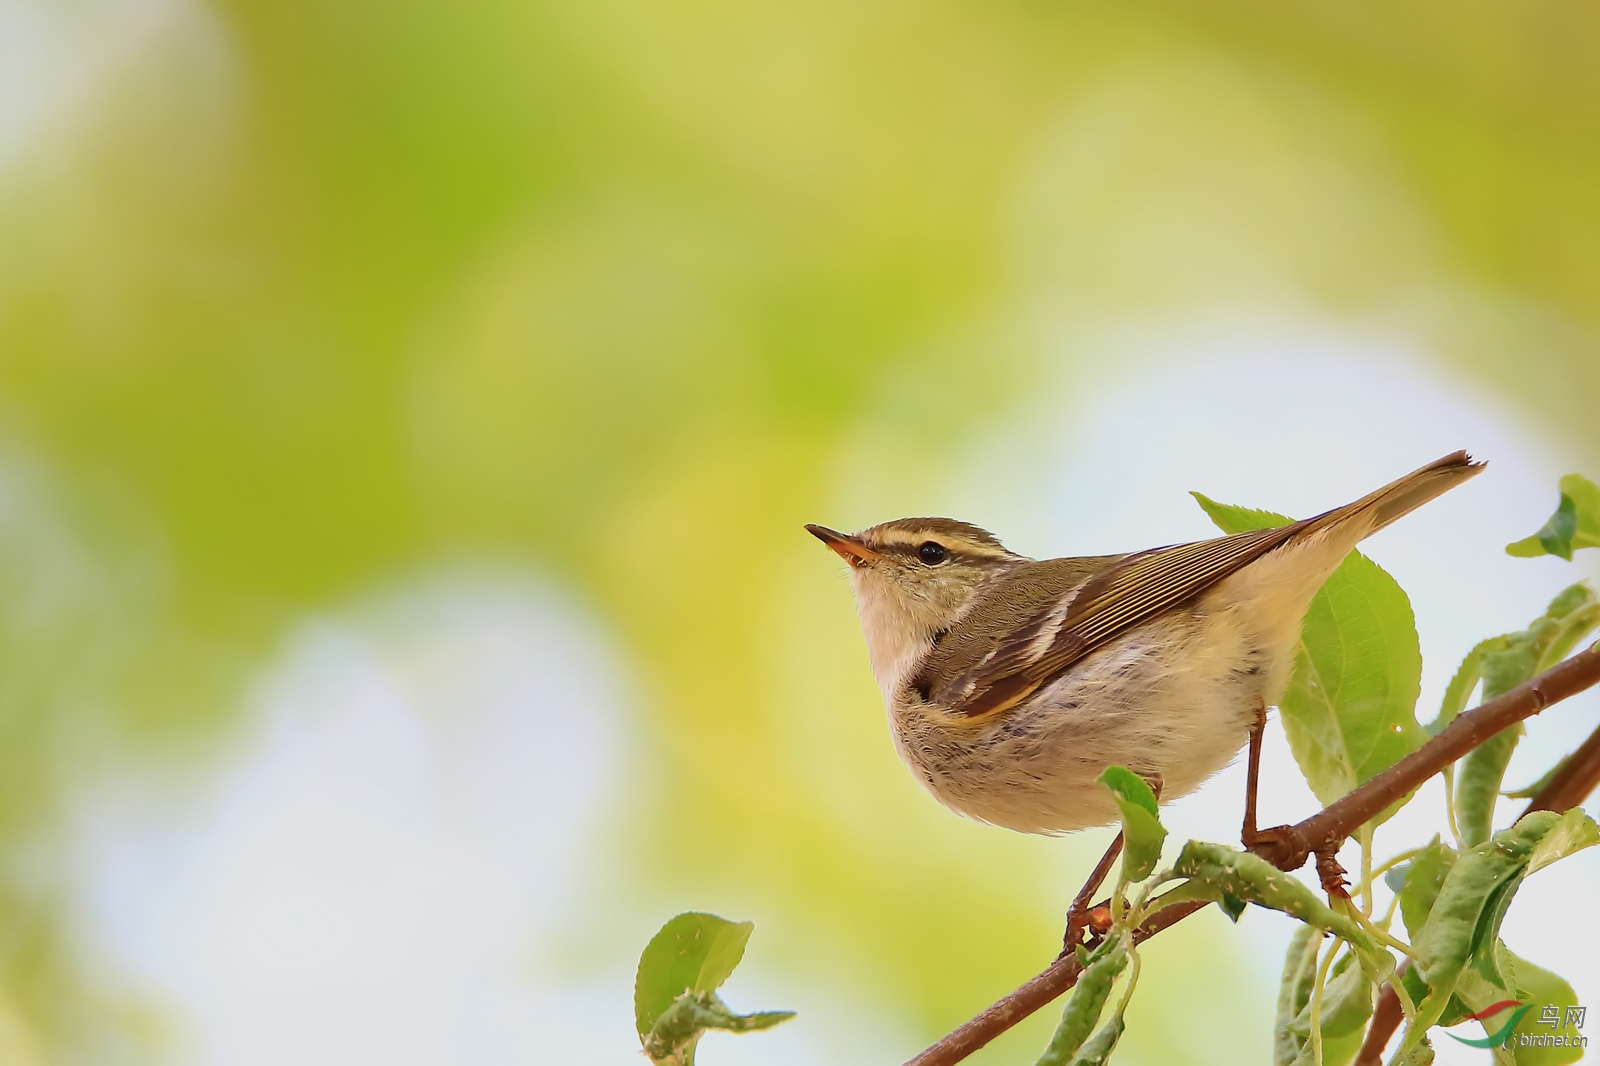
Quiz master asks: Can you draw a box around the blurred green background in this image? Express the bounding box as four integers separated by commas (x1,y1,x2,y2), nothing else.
4,2,1600,1064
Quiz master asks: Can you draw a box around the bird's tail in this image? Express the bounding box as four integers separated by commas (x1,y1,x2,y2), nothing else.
1304,450,1485,543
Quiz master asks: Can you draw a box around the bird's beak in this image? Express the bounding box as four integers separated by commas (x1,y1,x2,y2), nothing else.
805,524,882,568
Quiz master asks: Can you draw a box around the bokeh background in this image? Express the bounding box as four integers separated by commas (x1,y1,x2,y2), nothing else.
4,2,1600,1064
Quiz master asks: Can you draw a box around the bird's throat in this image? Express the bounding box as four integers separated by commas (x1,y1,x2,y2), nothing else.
849,575,944,704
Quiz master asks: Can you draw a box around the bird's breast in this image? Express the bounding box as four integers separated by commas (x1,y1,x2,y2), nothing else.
886,607,1276,833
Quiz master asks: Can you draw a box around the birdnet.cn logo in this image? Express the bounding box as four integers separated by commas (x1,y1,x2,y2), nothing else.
1444,1001,1587,1050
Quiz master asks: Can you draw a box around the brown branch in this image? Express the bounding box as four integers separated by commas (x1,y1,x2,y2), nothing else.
902,899,1207,1066
1250,642,1600,871
1353,714,1600,1066
904,642,1600,1066
1519,719,1600,815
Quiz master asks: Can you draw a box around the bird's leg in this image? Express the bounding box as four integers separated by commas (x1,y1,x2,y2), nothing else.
1240,695,1268,850
1062,832,1122,954
1062,772,1163,954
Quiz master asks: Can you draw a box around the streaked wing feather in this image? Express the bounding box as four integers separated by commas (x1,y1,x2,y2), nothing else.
945,524,1302,718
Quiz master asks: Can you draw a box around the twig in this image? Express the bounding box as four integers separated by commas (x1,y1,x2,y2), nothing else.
1250,642,1600,871
903,642,1600,1066
902,900,1206,1066
1352,713,1600,1066
1519,718,1600,815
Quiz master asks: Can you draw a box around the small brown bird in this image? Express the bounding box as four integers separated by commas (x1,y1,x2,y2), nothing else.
807,452,1483,838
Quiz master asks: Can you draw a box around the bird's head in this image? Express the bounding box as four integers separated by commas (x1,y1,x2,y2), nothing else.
806,518,1022,695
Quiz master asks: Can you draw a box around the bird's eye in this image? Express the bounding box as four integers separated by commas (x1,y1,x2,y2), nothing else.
918,541,948,565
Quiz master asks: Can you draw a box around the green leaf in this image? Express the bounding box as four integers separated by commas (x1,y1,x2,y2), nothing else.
1275,924,1323,1066
635,914,796,1064
1190,493,1291,533
1096,766,1167,884
1290,1031,1363,1066
1284,552,1426,818
1036,940,1129,1066
1398,838,1458,942
641,992,795,1065
1506,474,1600,559
1399,965,1470,1030
1428,637,1507,736
1526,807,1600,874
1067,1010,1126,1066
1503,949,1583,1066
1507,492,1578,560
1408,814,1555,1044
1194,494,1425,817
1452,584,1600,845
1169,841,1390,982
695,923,753,996
1388,1036,1435,1065
1457,727,1525,847
1405,811,1585,1050
1468,872,1527,990
1450,956,1529,1064
1288,949,1372,1039
1273,930,1366,1066
635,913,754,1040
1286,988,1367,1066
1534,599,1600,676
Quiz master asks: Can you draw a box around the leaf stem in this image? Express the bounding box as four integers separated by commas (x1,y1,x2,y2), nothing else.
1388,962,1415,1020
1368,847,1422,883
1310,935,1340,1066
1357,825,1374,916
1341,898,1417,961
1115,942,1142,1014
1442,767,1466,850
1376,888,1400,934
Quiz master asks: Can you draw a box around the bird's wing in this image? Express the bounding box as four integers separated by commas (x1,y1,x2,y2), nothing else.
938,524,1302,721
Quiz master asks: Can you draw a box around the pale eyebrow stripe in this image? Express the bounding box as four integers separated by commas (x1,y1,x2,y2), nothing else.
871,534,1010,561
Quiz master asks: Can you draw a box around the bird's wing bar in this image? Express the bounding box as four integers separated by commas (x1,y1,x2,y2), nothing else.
945,524,1302,720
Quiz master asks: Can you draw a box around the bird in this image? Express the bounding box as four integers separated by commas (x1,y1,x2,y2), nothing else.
806,451,1483,840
